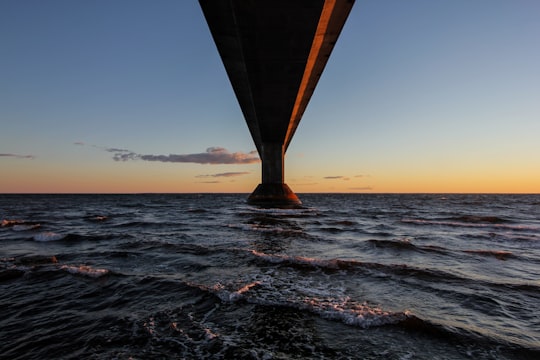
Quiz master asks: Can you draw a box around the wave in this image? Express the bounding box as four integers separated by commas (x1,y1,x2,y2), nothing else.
463,249,514,260
316,220,358,233
2,219,24,227
14,255,59,266
193,253,540,355
1,255,110,279
112,220,188,229
400,315,540,358
396,315,507,352
1,255,58,268
401,217,538,232
227,222,305,236
238,206,321,219
5,223,133,243
247,250,344,269
33,232,66,242
116,240,215,256
187,208,208,213
84,215,109,222
32,232,135,243
246,249,538,291
247,249,540,296
201,278,411,330
2,219,42,230
367,239,517,261
451,215,511,224
504,234,540,242
12,223,41,231
113,221,162,228
308,299,410,328
0,255,59,281
59,264,109,278
366,238,449,254
247,249,458,278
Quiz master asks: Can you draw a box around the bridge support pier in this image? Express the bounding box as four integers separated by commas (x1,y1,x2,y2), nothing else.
247,142,301,207
200,0,355,208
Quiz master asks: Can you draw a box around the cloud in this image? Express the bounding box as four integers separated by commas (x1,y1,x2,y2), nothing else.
0,153,35,160
106,147,132,154
324,176,350,180
115,147,260,164
196,172,250,178
76,142,260,165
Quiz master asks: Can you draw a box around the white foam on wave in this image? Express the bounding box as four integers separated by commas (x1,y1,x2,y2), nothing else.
212,281,264,302
208,268,410,329
305,297,410,328
2,219,23,227
60,264,109,278
33,232,66,242
2,219,41,231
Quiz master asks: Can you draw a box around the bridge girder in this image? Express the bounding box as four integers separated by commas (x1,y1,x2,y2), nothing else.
199,0,355,205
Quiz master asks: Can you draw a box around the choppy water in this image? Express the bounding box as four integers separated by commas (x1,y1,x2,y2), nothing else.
1,193,539,359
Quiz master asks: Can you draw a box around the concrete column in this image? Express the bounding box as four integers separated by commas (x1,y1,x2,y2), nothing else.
248,142,301,207
261,142,284,184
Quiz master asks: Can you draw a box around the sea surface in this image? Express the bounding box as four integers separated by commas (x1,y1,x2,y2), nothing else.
1,193,539,359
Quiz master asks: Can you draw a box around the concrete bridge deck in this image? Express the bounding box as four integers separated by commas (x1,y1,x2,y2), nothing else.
199,0,355,206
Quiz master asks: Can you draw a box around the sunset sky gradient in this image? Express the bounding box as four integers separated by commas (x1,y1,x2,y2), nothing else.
1,0,539,193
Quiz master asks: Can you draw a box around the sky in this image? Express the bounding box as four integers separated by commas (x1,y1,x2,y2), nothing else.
1,0,539,194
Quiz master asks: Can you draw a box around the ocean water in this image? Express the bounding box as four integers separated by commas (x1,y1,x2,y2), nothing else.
1,193,539,359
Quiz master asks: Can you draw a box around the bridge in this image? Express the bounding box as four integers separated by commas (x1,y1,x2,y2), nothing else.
199,0,355,206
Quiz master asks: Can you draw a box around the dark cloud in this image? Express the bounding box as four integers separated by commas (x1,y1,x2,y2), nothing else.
324,176,350,180
0,153,35,159
76,143,259,165
111,151,139,162
106,147,132,154
115,147,259,164
196,172,250,178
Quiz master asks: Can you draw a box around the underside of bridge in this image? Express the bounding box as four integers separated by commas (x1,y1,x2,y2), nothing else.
199,0,355,206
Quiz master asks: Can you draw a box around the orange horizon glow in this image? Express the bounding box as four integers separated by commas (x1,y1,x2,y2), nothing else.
2,155,539,194
2,172,538,194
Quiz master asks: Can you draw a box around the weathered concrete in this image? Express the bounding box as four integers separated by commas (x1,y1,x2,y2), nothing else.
247,183,301,208
199,0,354,206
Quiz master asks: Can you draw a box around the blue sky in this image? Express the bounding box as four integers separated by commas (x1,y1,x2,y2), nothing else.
1,0,539,193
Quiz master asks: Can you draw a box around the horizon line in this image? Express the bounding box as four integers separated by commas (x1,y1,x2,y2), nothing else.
1,192,538,195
